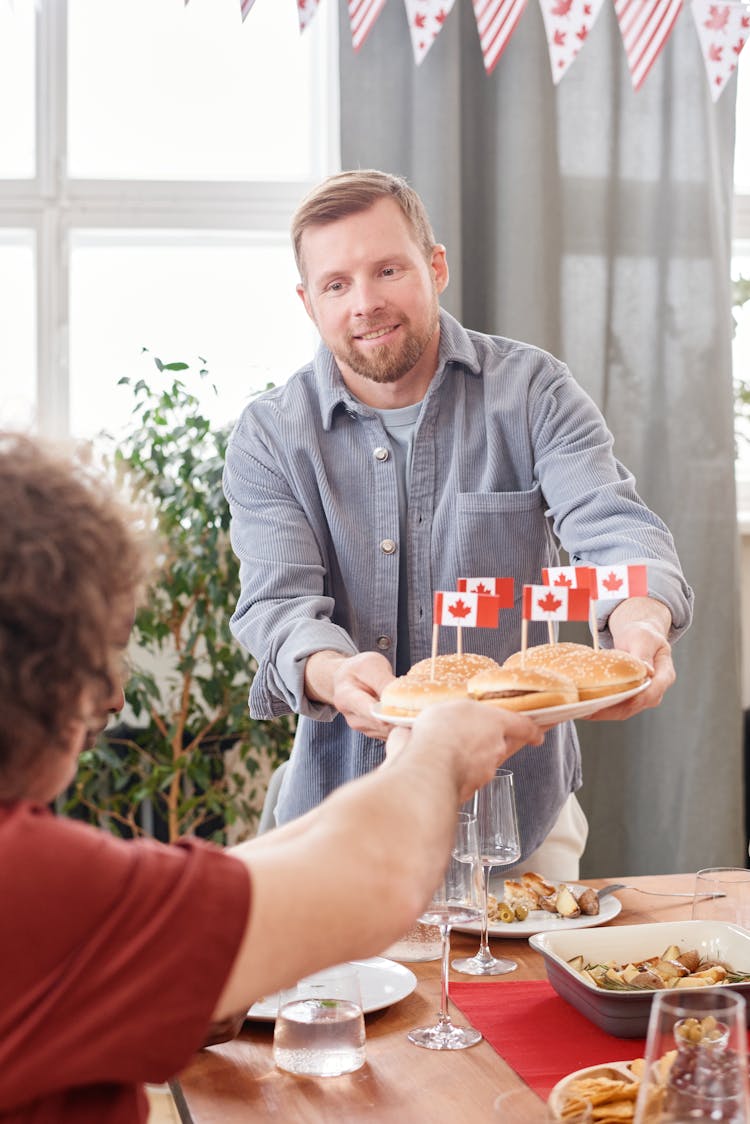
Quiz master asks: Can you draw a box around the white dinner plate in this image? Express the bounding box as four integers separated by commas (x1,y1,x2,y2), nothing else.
371,680,650,729
452,885,622,938
547,1060,637,1120
246,957,417,1021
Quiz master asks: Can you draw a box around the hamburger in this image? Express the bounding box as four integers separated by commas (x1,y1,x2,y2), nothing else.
379,675,470,717
503,642,650,700
466,666,579,711
406,652,500,684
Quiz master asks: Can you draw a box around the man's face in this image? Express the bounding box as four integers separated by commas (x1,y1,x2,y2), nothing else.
297,198,449,396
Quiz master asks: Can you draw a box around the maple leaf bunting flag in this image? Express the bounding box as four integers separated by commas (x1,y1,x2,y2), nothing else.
297,0,321,32
614,0,683,90
348,0,387,50
239,0,257,20
522,585,591,621
404,0,458,63
538,0,607,83
457,576,515,606
472,0,529,74
691,0,749,100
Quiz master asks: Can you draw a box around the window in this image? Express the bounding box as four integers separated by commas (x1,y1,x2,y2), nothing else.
734,56,750,486
0,0,339,439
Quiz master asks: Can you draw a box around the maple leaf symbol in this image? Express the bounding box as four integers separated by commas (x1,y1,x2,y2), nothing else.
584,2,592,12
553,574,573,587
704,5,730,30
733,36,746,53
708,42,724,60
602,572,624,592
538,591,562,614
742,16,750,29
553,28,567,44
448,599,472,620
576,23,588,39
475,582,491,594
435,8,448,23
415,12,427,28
551,0,574,15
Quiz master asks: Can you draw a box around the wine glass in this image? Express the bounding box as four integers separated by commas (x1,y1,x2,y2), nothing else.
452,769,521,976
633,988,750,1123
407,811,484,1050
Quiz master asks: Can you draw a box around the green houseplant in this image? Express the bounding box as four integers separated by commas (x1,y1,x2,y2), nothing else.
65,356,294,843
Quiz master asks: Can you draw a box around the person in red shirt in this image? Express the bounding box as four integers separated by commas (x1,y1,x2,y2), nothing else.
0,432,543,1123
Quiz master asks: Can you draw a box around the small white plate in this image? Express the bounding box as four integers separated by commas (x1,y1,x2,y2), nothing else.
246,957,417,1021
372,680,650,729
453,885,622,938
547,1060,638,1120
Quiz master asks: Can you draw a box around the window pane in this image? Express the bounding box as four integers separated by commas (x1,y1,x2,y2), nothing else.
68,0,324,181
69,233,318,439
0,233,36,428
0,3,34,178
736,56,750,193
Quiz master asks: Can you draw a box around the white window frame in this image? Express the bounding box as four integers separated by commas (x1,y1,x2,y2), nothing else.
0,0,340,437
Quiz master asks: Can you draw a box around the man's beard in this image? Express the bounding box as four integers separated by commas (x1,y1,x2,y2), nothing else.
338,303,439,385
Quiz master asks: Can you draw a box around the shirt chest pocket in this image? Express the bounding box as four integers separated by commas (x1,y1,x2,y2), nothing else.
452,484,554,582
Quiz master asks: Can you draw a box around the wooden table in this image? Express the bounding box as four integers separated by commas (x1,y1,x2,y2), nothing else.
175,873,698,1123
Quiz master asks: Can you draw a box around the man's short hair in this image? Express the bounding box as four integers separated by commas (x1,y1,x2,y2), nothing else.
0,433,148,792
291,170,436,281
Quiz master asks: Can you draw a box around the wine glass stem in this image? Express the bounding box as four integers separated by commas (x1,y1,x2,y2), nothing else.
439,923,451,1025
478,864,493,959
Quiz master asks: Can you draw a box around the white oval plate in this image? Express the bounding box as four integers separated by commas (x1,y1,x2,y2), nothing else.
547,1060,638,1120
246,957,417,1021
372,680,650,729
452,885,622,938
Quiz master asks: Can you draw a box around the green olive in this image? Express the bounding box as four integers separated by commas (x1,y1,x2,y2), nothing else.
514,904,529,922
496,902,515,924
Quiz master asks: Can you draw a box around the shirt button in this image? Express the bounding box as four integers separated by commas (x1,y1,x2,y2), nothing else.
373,446,390,462
376,635,392,651
380,539,397,555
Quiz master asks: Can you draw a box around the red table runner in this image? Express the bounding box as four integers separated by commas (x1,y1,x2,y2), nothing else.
449,979,646,1099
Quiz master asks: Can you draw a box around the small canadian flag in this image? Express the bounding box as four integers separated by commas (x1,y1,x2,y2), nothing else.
457,577,514,607
522,584,591,621
433,591,502,628
541,566,594,589
587,564,648,600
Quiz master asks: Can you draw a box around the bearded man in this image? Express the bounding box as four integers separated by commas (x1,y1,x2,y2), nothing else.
223,170,693,877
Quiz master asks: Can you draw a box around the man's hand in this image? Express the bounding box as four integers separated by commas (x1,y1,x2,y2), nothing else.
385,699,544,802
588,597,674,721
305,650,395,739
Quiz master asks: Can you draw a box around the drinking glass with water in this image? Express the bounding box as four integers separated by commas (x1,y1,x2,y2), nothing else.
272,964,366,1077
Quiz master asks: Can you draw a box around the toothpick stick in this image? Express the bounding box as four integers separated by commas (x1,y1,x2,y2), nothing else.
590,602,599,651
548,621,555,645
456,625,463,656
431,623,439,680
521,619,528,667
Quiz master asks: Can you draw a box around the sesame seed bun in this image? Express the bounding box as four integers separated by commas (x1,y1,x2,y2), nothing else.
466,666,579,711
379,675,469,717
406,652,500,684
503,642,650,700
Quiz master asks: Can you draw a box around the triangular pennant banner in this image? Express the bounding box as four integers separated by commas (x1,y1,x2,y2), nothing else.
614,0,683,89
404,0,457,64
297,0,321,32
538,0,606,82
240,0,257,20
349,0,387,50
691,0,749,100
472,0,529,73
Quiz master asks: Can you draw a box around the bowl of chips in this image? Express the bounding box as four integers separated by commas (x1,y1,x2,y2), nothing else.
530,920,750,1036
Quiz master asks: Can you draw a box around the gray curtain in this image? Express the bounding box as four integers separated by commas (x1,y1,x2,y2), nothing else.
339,0,745,876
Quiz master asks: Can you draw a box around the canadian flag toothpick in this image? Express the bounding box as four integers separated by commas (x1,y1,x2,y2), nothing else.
586,564,649,600
432,590,502,659
521,583,591,657
457,576,515,605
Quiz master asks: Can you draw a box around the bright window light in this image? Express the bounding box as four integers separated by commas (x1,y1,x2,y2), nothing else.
0,234,36,429
69,232,318,439
0,2,35,179
68,0,319,181
735,57,750,193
